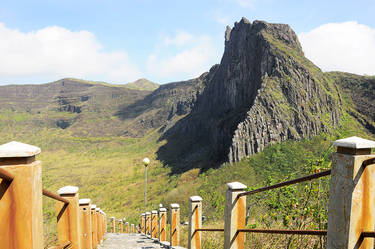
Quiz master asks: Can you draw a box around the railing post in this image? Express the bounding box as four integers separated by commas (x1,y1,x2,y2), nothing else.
90,205,98,249
170,203,180,247
131,224,135,233
125,222,129,233
188,196,203,249
224,182,247,249
110,217,115,233
151,210,158,239
141,213,145,234
0,141,43,249
96,208,102,244
159,207,167,242
146,212,151,236
57,186,82,249
119,219,124,233
327,136,375,249
79,199,92,249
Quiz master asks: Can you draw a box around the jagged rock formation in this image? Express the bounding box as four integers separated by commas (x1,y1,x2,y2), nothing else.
157,18,343,171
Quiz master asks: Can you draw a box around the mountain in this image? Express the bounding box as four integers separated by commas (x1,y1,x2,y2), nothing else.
0,18,373,173
124,78,159,91
156,18,346,172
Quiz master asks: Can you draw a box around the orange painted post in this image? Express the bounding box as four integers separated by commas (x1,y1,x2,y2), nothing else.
90,205,98,249
111,216,116,233
119,219,124,233
327,137,375,249
125,222,129,233
110,217,115,233
56,186,82,249
151,210,158,239
188,196,203,249
141,213,145,234
131,224,135,233
170,203,180,247
159,207,167,242
96,208,102,244
101,211,106,237
99,209,104,242
0,141,43,249
146,212,151,236
223,182,247,249
79,199,92,249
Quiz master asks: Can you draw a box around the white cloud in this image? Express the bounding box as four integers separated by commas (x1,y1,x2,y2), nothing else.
234,0,255,9
147,32,221,80
299,21,375,75
163,32,194,47
0,23,141,83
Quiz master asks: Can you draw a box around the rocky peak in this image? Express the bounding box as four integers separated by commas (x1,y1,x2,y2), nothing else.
157,18,342,172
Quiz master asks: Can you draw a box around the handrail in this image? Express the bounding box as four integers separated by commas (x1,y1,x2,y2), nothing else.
48,241,71,249
237,229,327,236
238,169,331,197
196,228,224,232
0,168,14,182
43,189,70,204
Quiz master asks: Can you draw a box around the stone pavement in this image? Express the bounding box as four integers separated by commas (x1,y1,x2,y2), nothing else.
98,233,163,249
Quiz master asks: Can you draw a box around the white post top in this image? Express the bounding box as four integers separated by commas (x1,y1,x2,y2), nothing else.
171,203,180,209
333,136,375,149
0,141,41,158
91,204,96,209
152,210,158,214
159,207,167,212
190,196,203,202
79,198,91,205
145,212,151,215
58,186,79,195
141,213,145,216
125,222,129,224
110,216,115,220
95,208,100,211
227,182,247,190
118,219,122,222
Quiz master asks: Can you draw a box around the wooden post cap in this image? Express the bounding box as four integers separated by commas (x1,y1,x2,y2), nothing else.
333,136,375,155
125,222,129,224
91,205,97,210
159,208,167,212
227,182,247,190
79,198,91,205
57,186,79,195
110,216,115,220
145,212,151,215
141,213,145,216
0,141,41,158
171,203,180,209
190,196,203,202
95,208,100,211
152,210,158,214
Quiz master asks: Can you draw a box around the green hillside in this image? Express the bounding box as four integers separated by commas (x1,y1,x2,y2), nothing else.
0,19,374,249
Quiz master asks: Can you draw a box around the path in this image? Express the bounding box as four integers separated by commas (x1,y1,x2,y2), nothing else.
99,233,163,249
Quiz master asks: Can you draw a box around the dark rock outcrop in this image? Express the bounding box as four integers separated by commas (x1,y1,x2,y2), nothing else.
157,18,343,172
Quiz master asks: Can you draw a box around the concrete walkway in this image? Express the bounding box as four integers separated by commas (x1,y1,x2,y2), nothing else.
98,233,163,249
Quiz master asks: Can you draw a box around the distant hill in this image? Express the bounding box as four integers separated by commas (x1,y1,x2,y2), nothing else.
124,78,159,91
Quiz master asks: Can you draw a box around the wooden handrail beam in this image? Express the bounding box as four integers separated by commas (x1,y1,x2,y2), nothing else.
0,167,14,182
43,189,70,204
47,241,71,249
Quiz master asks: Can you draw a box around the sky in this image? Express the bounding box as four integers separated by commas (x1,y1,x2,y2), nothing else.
0,0,374,85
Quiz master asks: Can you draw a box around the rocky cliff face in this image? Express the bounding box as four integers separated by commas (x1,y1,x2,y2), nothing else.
157,18,343,171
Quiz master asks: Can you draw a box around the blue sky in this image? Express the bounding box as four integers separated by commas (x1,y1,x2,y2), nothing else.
0,0,374,85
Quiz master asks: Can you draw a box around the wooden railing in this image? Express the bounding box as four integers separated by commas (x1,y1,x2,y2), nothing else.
132,136,375,249
0,141,107,249
1,137,375,249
